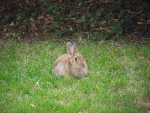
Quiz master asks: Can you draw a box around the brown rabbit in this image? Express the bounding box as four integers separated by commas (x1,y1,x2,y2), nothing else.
52,42,88,77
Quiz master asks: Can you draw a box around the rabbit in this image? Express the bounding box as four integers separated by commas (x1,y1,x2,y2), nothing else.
52,42,88,77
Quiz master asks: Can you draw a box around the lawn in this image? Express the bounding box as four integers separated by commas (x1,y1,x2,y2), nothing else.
0,39,150,113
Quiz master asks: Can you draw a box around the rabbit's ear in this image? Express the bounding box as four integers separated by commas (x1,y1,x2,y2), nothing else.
67,42,77,56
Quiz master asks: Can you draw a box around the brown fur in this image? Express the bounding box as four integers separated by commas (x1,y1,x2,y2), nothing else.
52,42,88,76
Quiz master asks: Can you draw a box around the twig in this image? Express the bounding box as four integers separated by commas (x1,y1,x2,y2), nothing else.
125,10,142,15
41,9,48,17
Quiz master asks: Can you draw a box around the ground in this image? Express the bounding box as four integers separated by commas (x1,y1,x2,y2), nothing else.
0,38,150,113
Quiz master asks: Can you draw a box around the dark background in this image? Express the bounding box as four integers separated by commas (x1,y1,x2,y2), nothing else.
0,0,150,43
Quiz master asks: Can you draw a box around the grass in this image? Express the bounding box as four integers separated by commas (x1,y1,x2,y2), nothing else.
0,39,150,113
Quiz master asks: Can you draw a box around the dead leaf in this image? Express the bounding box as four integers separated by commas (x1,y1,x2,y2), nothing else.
137,22,144,25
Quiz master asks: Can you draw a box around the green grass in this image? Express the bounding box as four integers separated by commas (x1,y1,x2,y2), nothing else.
0,39,150,113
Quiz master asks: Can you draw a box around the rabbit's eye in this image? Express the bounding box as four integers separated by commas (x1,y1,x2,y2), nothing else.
75,57,77,61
